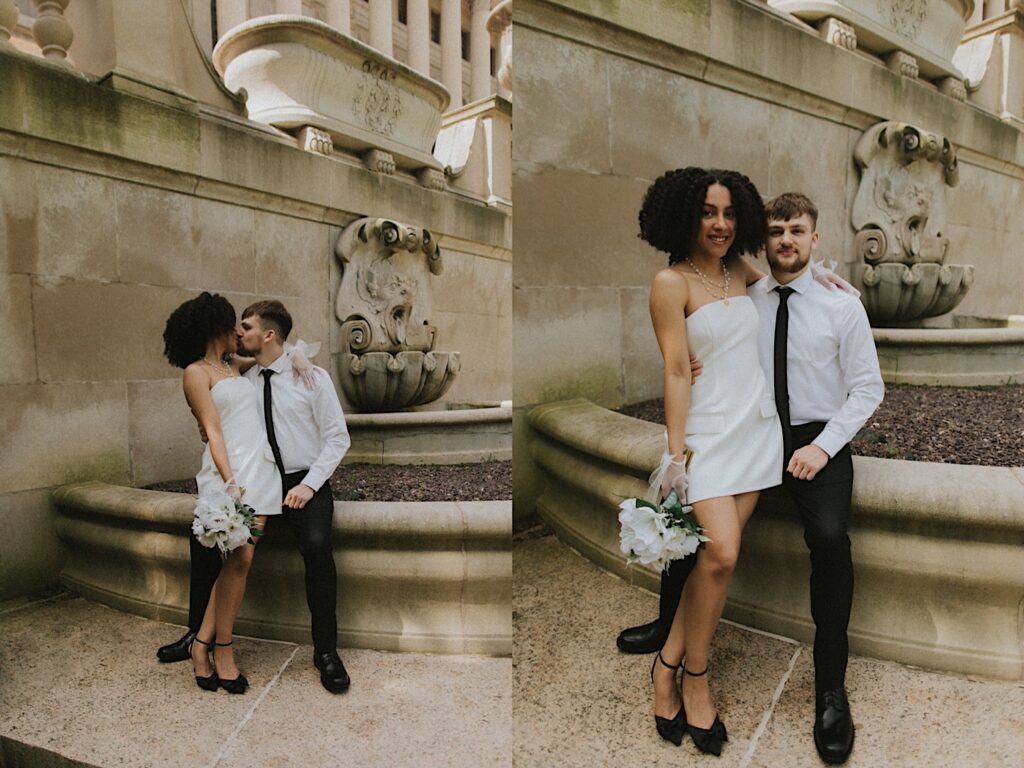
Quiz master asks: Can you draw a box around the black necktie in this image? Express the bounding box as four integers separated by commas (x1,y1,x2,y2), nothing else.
773,286,795,460
261,369,285,477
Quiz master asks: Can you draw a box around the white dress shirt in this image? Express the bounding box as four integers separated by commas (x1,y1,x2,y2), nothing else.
749,268,884,458
244,352,351,492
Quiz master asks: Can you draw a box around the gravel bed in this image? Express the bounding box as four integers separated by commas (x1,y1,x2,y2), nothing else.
615,385,1024,467
144,461,512,502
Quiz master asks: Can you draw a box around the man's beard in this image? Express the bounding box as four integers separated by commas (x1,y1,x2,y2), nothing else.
234,344,256,358
767,250,809,274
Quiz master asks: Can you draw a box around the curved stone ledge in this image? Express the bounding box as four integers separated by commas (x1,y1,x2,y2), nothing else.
873,327,1024,385
345,402,512,464
53,482,511,656
527,399,1024,680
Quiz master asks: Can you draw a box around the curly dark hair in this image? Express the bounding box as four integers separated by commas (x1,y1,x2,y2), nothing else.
638,167,766,265
162,292,237,369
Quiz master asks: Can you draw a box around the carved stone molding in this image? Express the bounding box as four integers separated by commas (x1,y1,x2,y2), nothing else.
851,121,971,324
298,126,334,155
886,49,920,78
417,167,446,191
213,16,448,174
334,217,458,411
363,148,396,175
938,75,967,100
818,16,858,49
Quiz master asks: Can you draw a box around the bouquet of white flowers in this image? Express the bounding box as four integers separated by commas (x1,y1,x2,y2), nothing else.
192,489,262,557
618,489,710,572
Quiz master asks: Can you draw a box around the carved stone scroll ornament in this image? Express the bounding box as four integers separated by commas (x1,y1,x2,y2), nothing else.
851,121,973,325
334,217,458,411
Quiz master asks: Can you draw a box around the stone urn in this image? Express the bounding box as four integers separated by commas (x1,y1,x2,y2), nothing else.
334,217,459,412
850,121,973,325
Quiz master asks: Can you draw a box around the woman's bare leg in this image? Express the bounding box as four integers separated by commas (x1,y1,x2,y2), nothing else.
211,516,264,679
192,580,218,677
679,490,759,729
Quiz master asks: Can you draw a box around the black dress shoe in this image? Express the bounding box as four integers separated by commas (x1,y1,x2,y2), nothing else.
313,650,351,693
814,687,854,764
157,629,197,663
616,618,669,654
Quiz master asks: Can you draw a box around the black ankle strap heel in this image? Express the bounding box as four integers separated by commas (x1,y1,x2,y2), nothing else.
214,639,249,694
652,652,686,746
191,636,218,692
681,665,728,753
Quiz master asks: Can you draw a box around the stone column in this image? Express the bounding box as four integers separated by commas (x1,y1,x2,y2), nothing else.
368,0,392,56
407,0,430,75
275,0,303,13
0,0,18,44
216,0,248,38
325,0,350,35
32,0,73,62
487,0,511,98
469,0,490,101
441,0,463,108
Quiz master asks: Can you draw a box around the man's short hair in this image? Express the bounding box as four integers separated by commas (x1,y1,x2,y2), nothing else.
765,192,818,228
242,300,293,341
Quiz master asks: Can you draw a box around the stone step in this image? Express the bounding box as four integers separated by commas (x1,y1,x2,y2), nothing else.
0,593,511,768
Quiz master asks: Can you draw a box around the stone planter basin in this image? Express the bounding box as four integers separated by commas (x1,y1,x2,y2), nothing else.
769,0,973,79
212,15,449,171
53,483,511,656
528,399,1024,680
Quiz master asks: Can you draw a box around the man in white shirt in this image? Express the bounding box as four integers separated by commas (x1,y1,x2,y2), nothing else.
618,193,883,764
158,300,353,694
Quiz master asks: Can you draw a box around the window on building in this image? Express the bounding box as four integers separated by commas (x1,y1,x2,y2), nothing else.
490,47,496,76
461,30,469,61
430,11,440,43
398,0,407,24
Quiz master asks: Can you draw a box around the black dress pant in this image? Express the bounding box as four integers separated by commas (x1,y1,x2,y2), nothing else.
656,421,854,693
188,470,339,653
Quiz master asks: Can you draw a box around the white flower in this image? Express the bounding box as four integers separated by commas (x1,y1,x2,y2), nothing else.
618,499,670,566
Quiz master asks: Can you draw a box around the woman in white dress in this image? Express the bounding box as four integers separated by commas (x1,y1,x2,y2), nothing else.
163,292,283,694
640,168,783,754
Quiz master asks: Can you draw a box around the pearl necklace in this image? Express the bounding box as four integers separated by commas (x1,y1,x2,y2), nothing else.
200,356,232,375
685,257,731,305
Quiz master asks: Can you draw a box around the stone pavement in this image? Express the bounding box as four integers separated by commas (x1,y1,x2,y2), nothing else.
513,535,1024,768
0,593,510,768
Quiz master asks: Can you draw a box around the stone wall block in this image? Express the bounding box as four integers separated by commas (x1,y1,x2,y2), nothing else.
431,248,511,318
35,164,119,281
192,197,256,294
515,171,655,289
127,380,203,487
254,211,329,299
0,272,37,384
0,489,63,600
0,155,42,276
0,383,129,492
513,25,612,174
432,309,511,404
607,58,772,186
116,184,197,287
619,286,661,405
513,286,624,408
766,105,854,262
33,281,194,381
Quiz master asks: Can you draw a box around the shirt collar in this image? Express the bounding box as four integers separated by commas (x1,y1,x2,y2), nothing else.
764,266,813,295
261,351,291,375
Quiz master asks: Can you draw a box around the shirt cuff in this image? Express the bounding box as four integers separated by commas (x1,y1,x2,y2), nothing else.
811,430,845,459
300,470,328,493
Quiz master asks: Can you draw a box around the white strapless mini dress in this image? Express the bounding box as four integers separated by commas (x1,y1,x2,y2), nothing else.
195,377,282,516
682,296,783,503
